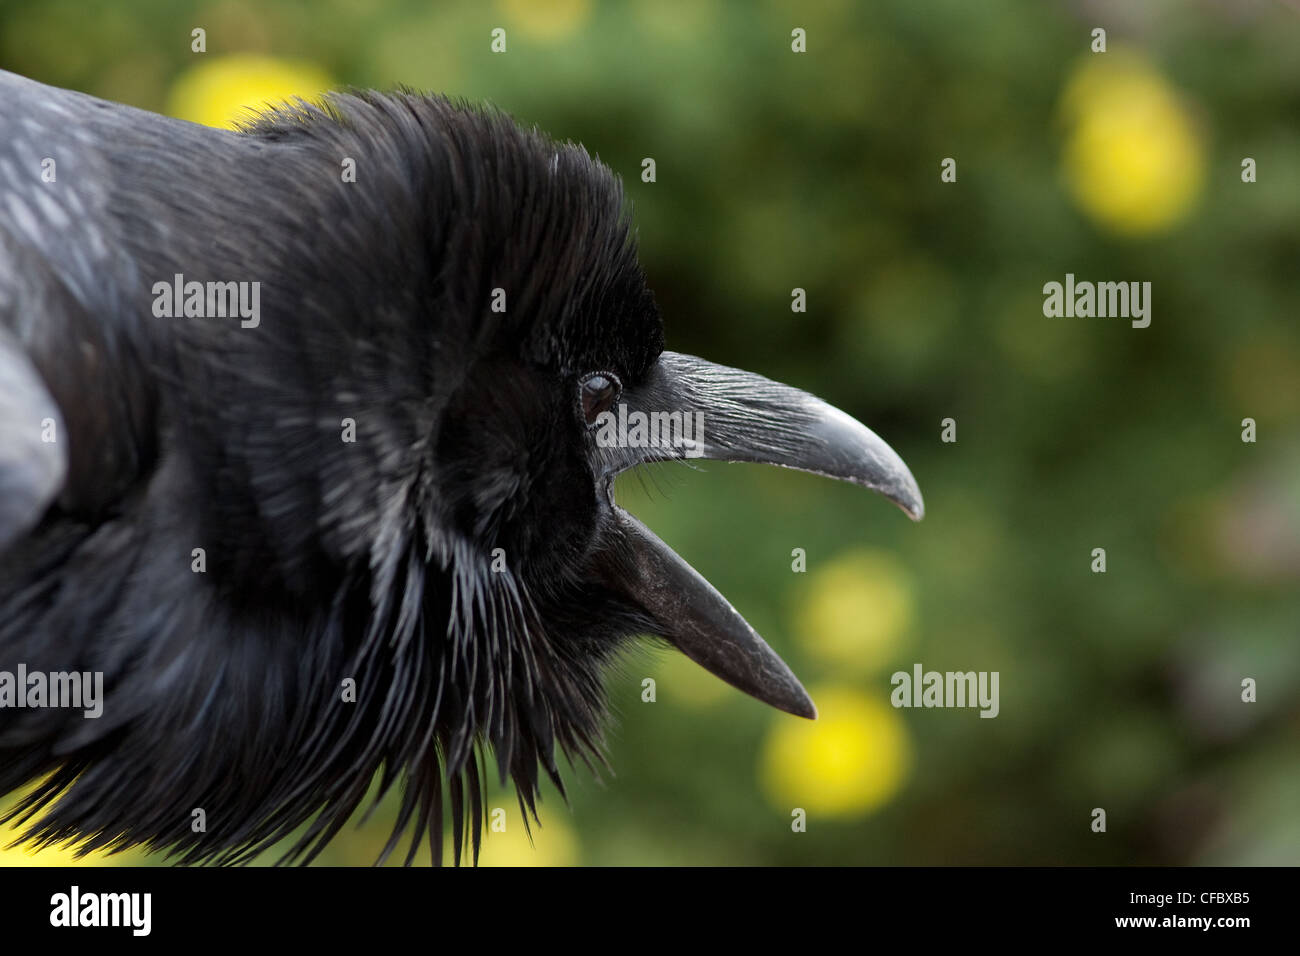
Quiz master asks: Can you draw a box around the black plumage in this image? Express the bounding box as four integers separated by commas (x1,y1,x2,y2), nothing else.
0,70,922,864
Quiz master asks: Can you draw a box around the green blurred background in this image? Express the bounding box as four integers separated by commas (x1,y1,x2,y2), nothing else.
2,0,1298,865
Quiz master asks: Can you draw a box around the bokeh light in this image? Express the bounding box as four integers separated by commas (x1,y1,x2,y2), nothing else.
761,685,911,818
167,54,333,129
1060,50,1206,236
793,549,915,675
496,0,592,41
466,811,578,866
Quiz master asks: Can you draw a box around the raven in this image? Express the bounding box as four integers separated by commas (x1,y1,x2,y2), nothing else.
0,70,923,865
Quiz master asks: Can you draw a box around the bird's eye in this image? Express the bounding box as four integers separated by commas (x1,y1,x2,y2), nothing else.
578,371,621,427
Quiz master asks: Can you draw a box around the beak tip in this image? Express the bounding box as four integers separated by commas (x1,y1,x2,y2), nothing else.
889,474,924,522
780,684,818,720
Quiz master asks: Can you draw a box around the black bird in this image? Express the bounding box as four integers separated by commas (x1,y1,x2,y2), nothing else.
0,70,923,865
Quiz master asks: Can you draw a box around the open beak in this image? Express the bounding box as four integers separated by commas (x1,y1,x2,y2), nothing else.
590,351,923,719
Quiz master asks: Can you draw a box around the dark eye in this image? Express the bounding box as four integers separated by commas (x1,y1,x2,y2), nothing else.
578,371,621,427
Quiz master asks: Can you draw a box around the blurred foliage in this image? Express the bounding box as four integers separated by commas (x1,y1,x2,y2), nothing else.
1,0,1298,866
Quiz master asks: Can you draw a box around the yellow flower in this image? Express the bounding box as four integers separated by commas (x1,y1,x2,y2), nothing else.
496,0,592,40
793,549,915,674
1060,50,1205,236
461,810,579,866
0,815,135,867
761,685,910,818
0,839,109,866
167,55,334,130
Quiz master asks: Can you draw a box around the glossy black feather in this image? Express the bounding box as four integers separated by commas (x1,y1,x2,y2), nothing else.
0,71,663,864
